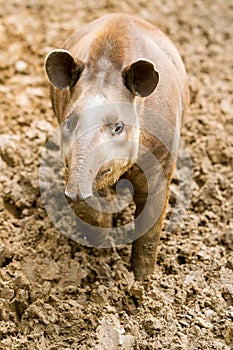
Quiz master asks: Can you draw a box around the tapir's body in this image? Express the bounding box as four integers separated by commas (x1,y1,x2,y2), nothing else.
45,13,189,280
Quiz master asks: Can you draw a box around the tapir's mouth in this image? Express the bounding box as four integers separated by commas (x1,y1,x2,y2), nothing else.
95,160,134,190
95,167,112,189
96,168,112,179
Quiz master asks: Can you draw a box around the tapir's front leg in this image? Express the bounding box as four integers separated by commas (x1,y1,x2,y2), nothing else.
126,164,171,281
131,199,168,281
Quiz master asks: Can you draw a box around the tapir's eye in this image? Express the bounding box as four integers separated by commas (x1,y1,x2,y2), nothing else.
112,122,124,136
64,118,71,133
63,116,75,135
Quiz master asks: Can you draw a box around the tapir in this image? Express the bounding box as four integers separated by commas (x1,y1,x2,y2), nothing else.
45,13,189,281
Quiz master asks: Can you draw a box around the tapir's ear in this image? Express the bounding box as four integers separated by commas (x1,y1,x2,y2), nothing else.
122,59,159,97
45,49,84,90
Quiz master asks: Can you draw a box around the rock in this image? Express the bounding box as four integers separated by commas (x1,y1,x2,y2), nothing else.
144,316,161,335
221,99,231,114
0,244,13,268
15,60,28,74
96,315,135,350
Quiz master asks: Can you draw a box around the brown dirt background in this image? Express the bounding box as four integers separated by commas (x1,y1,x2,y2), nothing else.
0,0,233,349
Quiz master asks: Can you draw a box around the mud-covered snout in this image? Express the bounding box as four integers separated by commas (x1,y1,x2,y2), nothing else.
64,164,113,202
63,150,95,202
64,159,112,202
63,135,138,202
64,145,135,203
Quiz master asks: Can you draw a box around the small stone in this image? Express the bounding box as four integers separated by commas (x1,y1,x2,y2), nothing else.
28,87,45,97
196,316,213,329
15,60,28,73
0,244,12,267
16,93,30,107
222,285,233,305
68,299,84,309
221,99,231,114
144,316,161,335
36,120,53,132
0,284,14,300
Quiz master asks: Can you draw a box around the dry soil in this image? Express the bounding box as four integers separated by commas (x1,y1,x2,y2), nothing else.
0,0,233,349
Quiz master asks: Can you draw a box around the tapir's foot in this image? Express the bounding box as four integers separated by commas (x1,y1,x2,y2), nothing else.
131,224,161,281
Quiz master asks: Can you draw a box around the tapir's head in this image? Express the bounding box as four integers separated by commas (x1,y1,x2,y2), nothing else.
45,49,159,201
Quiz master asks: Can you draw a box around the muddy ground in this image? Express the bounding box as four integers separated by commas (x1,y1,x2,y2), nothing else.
0,0,233,349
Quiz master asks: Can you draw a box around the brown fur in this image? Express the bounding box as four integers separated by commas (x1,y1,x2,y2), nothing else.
88,18,129,70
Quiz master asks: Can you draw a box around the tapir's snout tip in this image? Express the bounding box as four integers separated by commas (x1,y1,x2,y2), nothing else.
64,190,78,201
65,190,92,202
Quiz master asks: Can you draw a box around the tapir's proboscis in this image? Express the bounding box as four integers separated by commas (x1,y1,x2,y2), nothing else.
45,13,189,281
